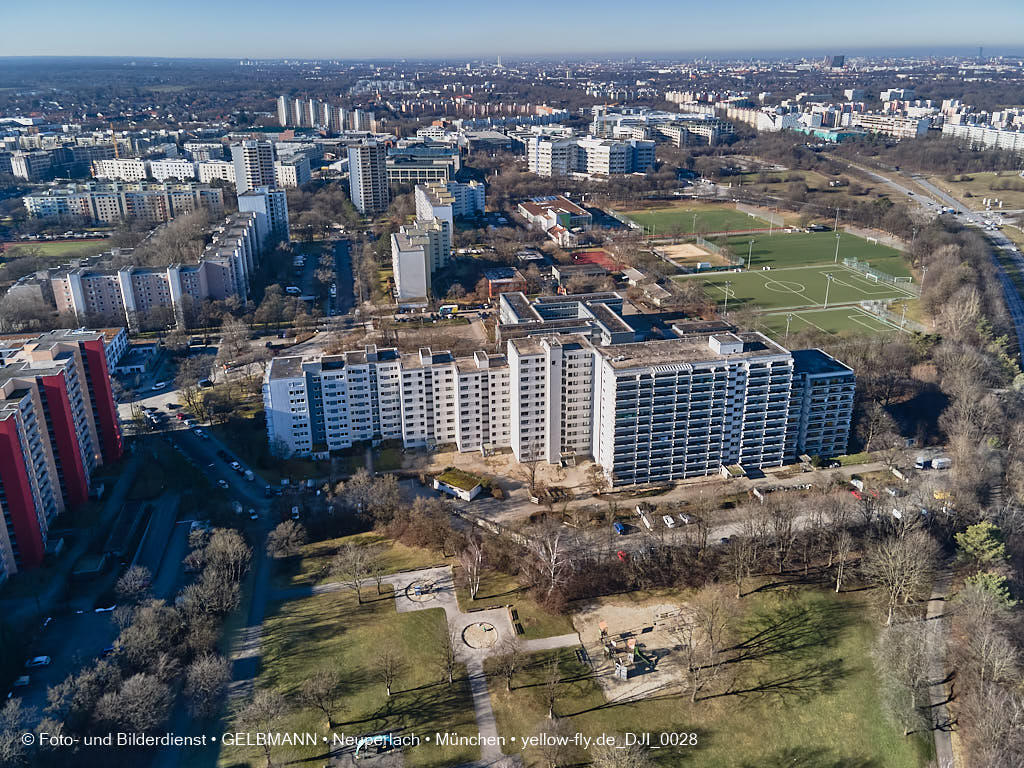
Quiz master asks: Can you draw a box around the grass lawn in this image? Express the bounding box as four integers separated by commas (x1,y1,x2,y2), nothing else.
719,231,909,275
453,567,575,640
273,531,448,589
486,589,932,767
836,451,875,466
677,264,916,314
436,467,484,491
1,239,107,258
617,202,759,235
217,589,479,768
926,172,1024,211
756,307,901,339
376,446,403,471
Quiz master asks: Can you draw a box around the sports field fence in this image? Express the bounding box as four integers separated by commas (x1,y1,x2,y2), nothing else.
843,257,921,296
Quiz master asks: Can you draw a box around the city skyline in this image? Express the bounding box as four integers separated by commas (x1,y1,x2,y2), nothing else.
1,0,1023,59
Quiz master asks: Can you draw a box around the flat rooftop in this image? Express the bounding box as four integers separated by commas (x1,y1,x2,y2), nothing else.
267,356,304,380
596,332,789,369
792,348,853,376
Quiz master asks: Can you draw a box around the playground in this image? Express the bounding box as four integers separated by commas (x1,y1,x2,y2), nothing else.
676,263,917,313
572,594,688,703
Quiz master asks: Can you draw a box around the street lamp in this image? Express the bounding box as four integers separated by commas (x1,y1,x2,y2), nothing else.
785,312,794,341
900,304,907,332
747,239,754,269
823,273,835,309
723,281,732,316
834,232,841,264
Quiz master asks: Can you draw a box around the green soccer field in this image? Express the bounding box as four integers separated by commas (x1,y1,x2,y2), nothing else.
722,231,910,276
756,307,901,338
618,203,763,235
676,264,917,312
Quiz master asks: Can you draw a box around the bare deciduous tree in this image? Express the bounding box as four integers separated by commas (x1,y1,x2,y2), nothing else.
265,521,307,559
834,530,854,593
0,698,34,767
861,531,939,625
589,739,656,768
459,539,485,600
493,636,524,692
435,623,459,687
376,646,403,697
298,670,343,728
238,689,287,768
116,565,152,604
184,654,230,719
533,527,571,598
671,586,736,703
332,542,372,604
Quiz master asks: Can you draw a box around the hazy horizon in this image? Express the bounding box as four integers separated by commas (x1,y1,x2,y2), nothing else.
1,0,1022,60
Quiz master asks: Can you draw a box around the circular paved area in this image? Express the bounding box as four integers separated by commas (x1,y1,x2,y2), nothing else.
463,621,499,649
406,580,437,602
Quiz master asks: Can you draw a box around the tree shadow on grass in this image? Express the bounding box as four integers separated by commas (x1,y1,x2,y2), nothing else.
725,597,849,665
740,747,879,768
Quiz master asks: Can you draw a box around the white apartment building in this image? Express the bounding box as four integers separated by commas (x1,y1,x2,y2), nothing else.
446,179,486,217
391,229,431,300
851,114,930,140
196,159,237,184
92,158,148,182
237,186,289,244
528,136,576,177
390,217,449,300
264,331,854,483
941,123,1024,155
348,140,389,215
527,135,655,177
274,155,312,188
231,140,276,194
592,333,795,485
24,181,224,225
149,158,197,181
414,183,453,251
184,142,225,161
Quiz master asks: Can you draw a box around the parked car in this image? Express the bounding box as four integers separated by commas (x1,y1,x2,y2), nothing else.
616,550,629,562
218,479,229,489
612,521,627,535
677,514,690,525
24,656,50,668
663,515,676,529
248,509,259,521
151,381,169,390
13,675,29,688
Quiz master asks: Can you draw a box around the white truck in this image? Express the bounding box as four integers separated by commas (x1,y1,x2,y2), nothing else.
932,457,951,470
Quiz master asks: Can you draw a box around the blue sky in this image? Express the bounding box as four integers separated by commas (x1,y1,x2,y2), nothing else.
1,0,1022,59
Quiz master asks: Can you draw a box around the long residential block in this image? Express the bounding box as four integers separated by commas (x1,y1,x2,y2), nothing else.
263,329,854,485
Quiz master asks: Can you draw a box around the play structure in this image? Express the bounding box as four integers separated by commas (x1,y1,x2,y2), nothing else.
599,619,657,681
407,580,436,603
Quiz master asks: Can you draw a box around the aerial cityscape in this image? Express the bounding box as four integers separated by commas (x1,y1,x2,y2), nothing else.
0,5,1023,768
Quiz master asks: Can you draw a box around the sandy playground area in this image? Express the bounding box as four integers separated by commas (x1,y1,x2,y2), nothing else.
655,242,730,268
572,595,690,703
